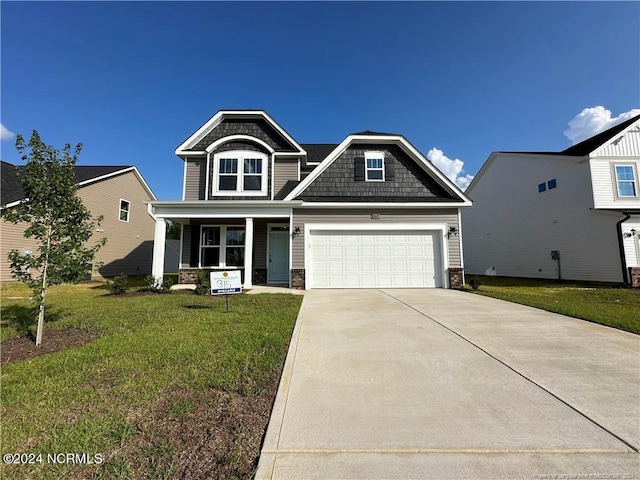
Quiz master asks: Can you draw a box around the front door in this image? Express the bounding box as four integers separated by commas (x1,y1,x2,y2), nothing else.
268,225,290,284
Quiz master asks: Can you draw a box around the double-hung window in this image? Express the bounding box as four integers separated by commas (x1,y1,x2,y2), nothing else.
615,165,638,197
365,151,385,181
119,199,130,222
200,226,245,268
213,151,267,195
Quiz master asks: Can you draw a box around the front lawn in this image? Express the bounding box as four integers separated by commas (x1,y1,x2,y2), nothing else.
466,276,640,334
0,282,302,479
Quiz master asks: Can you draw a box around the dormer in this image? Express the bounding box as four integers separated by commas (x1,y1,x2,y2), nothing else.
176,110,306,200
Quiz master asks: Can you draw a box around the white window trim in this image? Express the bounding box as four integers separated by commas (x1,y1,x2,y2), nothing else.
613,164,638,198
199,225,246,269
364,151,385,182
212,150,268,196
119,199,130,222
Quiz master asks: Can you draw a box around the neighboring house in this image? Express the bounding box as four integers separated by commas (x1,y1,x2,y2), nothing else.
1,161,157,281
148,110,471,289
463,115,640,285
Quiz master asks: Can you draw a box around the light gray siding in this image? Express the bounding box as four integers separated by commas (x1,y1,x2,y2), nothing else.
273,158,299,198
291,208,461,269
184,159,206,201
464,154,625,283
253,219,268,269
590,159,640,210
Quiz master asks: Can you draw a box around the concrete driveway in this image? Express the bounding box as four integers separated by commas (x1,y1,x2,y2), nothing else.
256,289,639,480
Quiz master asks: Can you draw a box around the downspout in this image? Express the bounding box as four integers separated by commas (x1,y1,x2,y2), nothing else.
616,212,631,285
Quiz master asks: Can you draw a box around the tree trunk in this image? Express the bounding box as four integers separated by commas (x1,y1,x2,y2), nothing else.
35,224,52,347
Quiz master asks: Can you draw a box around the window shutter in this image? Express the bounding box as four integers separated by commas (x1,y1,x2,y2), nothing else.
384,158,395,181
354,157,365,181
190,225,200,267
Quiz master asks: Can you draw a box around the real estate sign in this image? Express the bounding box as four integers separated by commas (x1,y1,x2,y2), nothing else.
210,270,242,295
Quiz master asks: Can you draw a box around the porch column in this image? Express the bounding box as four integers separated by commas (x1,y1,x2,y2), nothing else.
244,217,254,289
152,218,166,282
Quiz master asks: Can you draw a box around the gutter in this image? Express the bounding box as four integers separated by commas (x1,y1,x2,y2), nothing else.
616,212,631,285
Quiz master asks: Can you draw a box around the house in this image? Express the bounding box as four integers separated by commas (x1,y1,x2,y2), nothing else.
462,115,640,285
1,161,157,281
147,110,472,289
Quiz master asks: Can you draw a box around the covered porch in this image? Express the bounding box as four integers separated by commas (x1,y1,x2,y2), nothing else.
147,201,300,289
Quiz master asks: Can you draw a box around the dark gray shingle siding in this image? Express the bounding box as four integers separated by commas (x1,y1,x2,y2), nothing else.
191,119,296,152
296,144,455,202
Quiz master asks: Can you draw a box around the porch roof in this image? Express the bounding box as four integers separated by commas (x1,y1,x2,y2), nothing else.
147,200,301,221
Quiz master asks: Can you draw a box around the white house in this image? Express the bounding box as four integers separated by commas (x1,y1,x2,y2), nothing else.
463,114,640,285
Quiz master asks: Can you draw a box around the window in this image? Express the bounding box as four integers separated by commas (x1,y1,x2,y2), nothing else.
218,158,238,190
615,165,637,197
547,179,557,189
365,151,385,181
119,199,130,222
213,151,267,195
200,226,245,268
538,183,546,193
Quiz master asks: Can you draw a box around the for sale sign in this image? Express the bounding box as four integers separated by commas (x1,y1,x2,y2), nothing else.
210,270,242,295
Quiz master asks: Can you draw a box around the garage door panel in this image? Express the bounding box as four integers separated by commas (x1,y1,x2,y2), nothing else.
377,260,392,272
309,229,442,288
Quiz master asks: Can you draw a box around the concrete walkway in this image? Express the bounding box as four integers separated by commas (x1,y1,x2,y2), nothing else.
256,289,639,480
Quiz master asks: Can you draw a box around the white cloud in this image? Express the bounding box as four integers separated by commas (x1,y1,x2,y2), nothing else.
1,123,15,141
564,106,640,145
426,147,474,191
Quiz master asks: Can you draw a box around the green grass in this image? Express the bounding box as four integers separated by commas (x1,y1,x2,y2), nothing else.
0,281,302,479
466,276,640,334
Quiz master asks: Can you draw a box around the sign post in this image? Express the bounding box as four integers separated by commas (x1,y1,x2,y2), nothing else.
210,271,243,312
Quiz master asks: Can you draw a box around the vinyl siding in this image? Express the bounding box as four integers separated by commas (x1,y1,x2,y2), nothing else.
1,170,155,281
464,154,625,283
0,222,41,282
590,159,640,210
273,158,299,198
184,159,206,201
80,171,156,278
253,219,268,269
622,218,640,267
592,126,640,157
291,208,461,269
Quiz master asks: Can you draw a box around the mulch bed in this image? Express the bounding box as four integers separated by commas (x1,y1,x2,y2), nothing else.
0,327,101,364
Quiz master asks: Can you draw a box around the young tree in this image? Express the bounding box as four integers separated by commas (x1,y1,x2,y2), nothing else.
1,131,106,346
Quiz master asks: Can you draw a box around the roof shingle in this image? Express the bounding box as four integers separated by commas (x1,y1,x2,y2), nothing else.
1,161,133,206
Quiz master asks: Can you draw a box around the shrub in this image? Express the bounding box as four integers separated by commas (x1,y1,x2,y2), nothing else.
194,270,210,296
107,273,129,295
143,274,175,294
469,275,481,291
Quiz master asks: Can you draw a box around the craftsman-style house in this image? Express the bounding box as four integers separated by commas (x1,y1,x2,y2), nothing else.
148,110,471,289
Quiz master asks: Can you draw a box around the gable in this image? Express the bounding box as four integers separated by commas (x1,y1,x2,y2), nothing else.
295,143,456,202
591,121,640,158
286,135,471,205
175,110,306,156
190,118,297,152
561,115,640,157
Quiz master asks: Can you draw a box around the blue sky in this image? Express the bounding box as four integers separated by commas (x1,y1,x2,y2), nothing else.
1,1,639,200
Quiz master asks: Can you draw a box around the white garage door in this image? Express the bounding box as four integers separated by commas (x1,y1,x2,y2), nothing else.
309,230,442,288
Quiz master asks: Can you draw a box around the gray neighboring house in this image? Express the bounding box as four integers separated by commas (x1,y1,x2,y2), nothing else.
148,110,472,289
1,161,157,281
463,115,640,285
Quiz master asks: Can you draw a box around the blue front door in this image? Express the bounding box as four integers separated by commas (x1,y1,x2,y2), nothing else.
268,229,290,283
